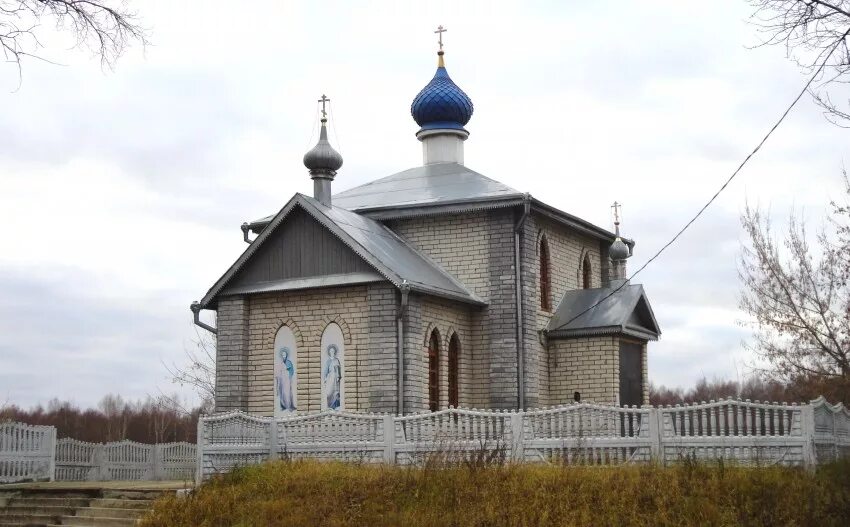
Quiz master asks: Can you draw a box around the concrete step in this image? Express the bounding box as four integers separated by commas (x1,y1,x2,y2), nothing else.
58,516,139,527
88,500,151,510
6,498,91,508
101,491,161,501
0,512,63,525
76,508,147,520
0,505,77,516
0,485,169,527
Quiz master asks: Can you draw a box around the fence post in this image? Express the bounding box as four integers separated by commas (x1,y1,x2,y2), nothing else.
832,407,838,463
510,412,525,462
648,408,661,464
93,444,105,481
268,418,279,462
152,444,161,481
801,403,817,471
383,415,395,464
195,415,205,486
48,427,57,482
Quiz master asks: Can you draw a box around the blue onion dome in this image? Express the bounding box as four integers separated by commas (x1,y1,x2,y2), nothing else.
609,237,630,261
411,52,474,132
303,119,343,176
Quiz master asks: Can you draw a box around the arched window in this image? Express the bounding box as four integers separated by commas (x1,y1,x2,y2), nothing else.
428,329,440,411
320,323,344,411
582,253,592,289
273,325,298,415
448,334,460,408
539,235,552,311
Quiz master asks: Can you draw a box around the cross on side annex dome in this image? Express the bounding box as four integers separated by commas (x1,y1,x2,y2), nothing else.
192,28,661,416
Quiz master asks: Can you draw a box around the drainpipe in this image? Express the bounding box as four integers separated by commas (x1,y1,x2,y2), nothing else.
241,223,252,244
190,301,217,334
396,281,410,415
514,194,531,410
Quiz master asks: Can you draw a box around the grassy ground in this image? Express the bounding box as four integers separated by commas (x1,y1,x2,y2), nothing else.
141,459,850,527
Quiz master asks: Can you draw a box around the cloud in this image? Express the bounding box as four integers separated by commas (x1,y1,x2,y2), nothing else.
0,0,847,407
0,265,195,407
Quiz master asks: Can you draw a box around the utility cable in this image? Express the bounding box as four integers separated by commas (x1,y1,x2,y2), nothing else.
560,29,850,327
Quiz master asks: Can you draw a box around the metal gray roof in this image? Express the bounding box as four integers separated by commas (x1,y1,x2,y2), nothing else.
246,163,626,248
248,163,523,228
200,193,484,308
545,283,660,340
333,162,523,211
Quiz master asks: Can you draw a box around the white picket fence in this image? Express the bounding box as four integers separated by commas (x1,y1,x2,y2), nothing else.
5,397,849,485
54,439,196,482
197,396,850,481
0,422,56,483
0,422,195,484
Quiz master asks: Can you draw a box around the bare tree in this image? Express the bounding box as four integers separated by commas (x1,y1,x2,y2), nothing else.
98,393,127,441
738,172,850,402
750,1,850,125
162,327,216,413
1,1,146,79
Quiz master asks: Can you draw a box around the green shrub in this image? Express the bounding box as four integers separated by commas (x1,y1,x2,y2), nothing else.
142,459,850,527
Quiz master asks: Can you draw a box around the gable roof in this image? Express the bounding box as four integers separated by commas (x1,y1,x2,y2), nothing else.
545,283,661,341
199,193,485,309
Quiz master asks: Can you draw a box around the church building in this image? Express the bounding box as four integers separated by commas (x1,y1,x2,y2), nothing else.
192,31,661,416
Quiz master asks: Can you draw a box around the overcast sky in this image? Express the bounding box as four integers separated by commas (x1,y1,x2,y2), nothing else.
1,0,846,409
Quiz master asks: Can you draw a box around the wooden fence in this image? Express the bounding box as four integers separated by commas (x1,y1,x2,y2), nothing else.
0,422,195,483
197,396,850,482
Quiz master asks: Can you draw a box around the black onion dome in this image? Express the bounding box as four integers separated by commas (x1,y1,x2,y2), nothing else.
303,121,343,174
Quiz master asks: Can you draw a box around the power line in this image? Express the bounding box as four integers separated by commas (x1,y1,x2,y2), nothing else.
560,29,850,328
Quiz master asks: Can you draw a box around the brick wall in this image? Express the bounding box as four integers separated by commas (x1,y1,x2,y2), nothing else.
367,284,399,411
402,295,475,412
214,297,249,412
213,207,643,415
641,341,649,405
548,336,619,405
390,209,518,409
219,283,399,416
520,213,605,408
388,213,492,300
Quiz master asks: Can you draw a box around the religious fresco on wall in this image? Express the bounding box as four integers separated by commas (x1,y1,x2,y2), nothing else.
273,326,298,415
320,323,344,411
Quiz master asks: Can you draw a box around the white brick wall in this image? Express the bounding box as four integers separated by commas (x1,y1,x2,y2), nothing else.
520,213,606,407
213,206,649,415
390,210,519,409
548,336,620,405
237,284,398,415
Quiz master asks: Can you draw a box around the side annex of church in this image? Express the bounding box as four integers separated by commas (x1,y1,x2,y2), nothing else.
193,36,661,416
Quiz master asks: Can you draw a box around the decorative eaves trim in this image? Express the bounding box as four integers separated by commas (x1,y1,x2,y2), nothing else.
220,272,385,296
547,325,659,341
248,197,623,250
356,196,525,220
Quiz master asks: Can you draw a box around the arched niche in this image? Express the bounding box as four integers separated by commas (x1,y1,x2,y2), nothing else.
273,325,298,415
320,322,345,411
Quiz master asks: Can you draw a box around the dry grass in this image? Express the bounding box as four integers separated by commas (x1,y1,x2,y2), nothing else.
142,459,850,527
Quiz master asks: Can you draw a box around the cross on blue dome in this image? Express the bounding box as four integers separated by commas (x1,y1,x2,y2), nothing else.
411,52,474,133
